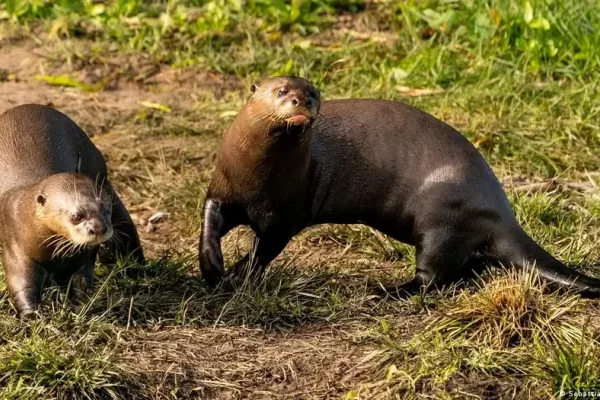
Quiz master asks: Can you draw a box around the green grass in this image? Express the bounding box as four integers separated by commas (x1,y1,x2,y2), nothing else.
354,270,600,399
1,0,600,398
0,316,134,399
9,0,594,178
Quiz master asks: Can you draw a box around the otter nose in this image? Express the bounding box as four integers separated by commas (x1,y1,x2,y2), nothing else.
88,222,107,236
291,95,310,108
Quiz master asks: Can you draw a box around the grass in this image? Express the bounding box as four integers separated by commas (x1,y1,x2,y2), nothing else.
350,270,600,399
0,314,136,399
0,0,600,398
0,254,390,398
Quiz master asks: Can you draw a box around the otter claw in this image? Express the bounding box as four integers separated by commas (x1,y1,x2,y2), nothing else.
18,307,38,320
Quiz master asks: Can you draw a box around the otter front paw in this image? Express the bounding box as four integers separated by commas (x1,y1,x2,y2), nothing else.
69,274,94,300
200,247,226,287
18,307,38,320
12,291,41,320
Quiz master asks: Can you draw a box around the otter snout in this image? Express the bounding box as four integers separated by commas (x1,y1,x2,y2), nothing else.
83,218,112,243
282,91,317,126
68,210,113,245
289,93,314,109
87,219,108,237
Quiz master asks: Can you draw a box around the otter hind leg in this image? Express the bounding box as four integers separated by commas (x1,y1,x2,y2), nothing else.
228,233,291,283
376,227,484,299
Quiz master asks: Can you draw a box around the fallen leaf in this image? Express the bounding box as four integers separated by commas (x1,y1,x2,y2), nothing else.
396,86,445,96
139,101,172,113
220,111,238,118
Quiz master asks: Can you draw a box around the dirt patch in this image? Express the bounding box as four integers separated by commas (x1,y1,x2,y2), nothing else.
0,41,242,137
123,324,375,399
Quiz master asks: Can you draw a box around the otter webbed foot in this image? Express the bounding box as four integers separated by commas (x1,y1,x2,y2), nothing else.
13,288,42,319
225,234,291,286
371,278,424,300
2,249,46,319
201,242,226,287
7,279,44,319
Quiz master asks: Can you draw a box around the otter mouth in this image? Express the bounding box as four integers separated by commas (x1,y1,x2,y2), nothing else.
88,229,114,245
271,110,315,137
286,114,311,126
87,234,112,246
46,232,111,259
70,227,113,247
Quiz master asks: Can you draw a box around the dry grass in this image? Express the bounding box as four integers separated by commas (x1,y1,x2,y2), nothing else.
352,269,600,399
1,1,600,398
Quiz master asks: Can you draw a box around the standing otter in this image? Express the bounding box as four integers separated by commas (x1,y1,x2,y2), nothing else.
0,104,145,317
200,76,600,297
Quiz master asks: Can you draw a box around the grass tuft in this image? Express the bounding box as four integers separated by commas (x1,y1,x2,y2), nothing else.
355,269,600,398
0,313,136,399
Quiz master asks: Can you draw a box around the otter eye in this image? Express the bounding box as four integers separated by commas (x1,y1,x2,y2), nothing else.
70,213,84,225
277,89,288,97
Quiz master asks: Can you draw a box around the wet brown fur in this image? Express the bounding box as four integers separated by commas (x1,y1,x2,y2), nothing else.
0,104,145,317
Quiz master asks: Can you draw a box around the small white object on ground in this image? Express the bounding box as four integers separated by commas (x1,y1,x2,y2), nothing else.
148,212,170,224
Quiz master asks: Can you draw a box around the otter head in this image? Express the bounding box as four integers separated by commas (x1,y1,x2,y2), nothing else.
248,76,321,136
35,173,113,248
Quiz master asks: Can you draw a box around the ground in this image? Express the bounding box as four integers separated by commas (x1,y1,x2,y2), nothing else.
0,1,600,399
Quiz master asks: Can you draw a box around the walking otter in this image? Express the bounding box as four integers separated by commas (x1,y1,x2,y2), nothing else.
200,76,600,297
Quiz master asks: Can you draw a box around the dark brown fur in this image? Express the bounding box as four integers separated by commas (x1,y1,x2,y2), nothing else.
0,104,145,317
200,76,600,298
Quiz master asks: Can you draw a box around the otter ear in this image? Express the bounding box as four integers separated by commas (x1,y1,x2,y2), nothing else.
37,194,46,206
250,84,258,94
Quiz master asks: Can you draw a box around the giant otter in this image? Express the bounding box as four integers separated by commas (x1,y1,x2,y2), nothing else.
200,76,600,297
0,104,145,317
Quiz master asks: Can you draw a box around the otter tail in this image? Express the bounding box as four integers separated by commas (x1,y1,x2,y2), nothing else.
492,226,600,298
